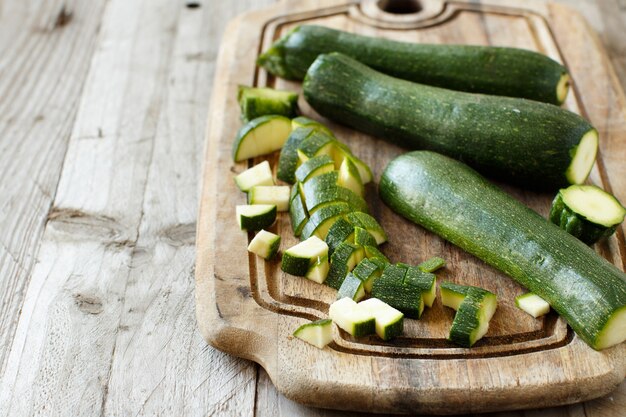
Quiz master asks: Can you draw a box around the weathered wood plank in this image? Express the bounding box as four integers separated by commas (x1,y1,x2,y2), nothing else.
0,0,108,378
0,0,272,416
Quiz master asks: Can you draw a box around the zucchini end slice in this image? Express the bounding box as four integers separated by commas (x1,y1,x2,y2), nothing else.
565,129,598,185
556,72,571,105
595,305,626,350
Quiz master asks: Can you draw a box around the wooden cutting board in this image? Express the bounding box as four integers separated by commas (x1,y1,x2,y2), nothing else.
195,0,626,414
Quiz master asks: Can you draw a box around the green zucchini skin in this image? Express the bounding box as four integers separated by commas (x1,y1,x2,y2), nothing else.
379,151,626,350
303,53,596,190
260,25,569,105
550,193,616,245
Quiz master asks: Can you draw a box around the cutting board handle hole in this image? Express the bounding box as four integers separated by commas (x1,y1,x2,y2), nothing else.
377,0,422,14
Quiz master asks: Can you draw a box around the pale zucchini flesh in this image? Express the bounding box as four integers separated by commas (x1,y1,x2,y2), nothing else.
234,160,274,192
515,293,550,318
293,319,333,349
233,115,292,162
358,298,404,341
247,230,281,260
329,297,375,337
248,185,290,212
281,236,329,276
306,255,329,284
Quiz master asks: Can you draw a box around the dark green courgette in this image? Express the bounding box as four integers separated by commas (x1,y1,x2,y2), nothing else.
259,25,570,104
303,53,598,190
379,151,626,350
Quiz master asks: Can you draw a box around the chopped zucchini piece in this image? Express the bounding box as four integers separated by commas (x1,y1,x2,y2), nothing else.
295,154,335,183
238,86,298,122
364,245,390,263
325,218,355,255
291,116,334,137
440,281,471,311
234,160,274,192
302,171,368,213
550,184,626,244
301,202,351,240
277,127,315,183
353,227,377,247
289,185,309,236
248,185,290,212
337,272,366,301
352,258,384,293
329,297,375,337
236,204,277,231
306,255,330,284
325,242,364,289
371,263,424,318
565,129,599,185
358,298,404,341
448,287,498,347
281,236,329,277
297,131,336,161
417,256,446,273
247,229,281,260
338,157,364,196
516,293,550,318
293,319,333,349
345,212,386,244
232,115,292,162
404,266,437,308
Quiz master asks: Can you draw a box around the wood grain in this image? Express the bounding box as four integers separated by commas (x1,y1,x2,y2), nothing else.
0,0,623,416
196,0,626,414
0,0,273,415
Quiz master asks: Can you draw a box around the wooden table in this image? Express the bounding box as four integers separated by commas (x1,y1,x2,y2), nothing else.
0,0,623,415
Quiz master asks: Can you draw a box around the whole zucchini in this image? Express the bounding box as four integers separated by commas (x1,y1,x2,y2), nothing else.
259,25,570,105
303,53,598,190
379,151,626,350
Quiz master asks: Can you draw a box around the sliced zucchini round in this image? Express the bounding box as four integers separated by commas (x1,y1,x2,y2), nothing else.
233,115,292,162
550,184,626,244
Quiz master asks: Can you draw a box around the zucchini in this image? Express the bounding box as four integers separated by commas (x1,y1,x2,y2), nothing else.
358,298,404,341
380,151,626,349
300,202,351,240
338,157,364,197
302,171,368,213
260,25,570,105
236,205,277,231
277,127,315,183
306,255,329,284
418,257,446,273
405,266,437,308
325,242,364,289
248,185,290,212
291,116,334,137
337,272,366,301
325,218,355,255
440,281,470,311
353,226,377,248
549,185,626,244
238,85,298,122
247,229,281,260
447,286,498,348
232,115,292,162
295,154,335,183
516,293,551,318
234,160,274,192
345,212,386,244
329,297,375,337
293,318,333,349
281,236,328,277
363,246,389,264
297,131,336,161
304,53,598,189
288,184,308,236
371,264,424,319
352,257,383,293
